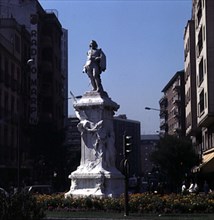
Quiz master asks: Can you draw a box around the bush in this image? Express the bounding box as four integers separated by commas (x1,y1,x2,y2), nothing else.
0,191,45,220
36,192,214,214
0,192,8,220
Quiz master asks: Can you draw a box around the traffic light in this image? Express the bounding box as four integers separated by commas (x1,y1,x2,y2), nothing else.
123,134,133,156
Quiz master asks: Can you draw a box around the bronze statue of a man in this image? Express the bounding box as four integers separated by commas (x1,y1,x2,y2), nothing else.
83,40,106,93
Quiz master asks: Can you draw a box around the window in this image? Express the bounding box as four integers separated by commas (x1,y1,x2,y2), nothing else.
197,27,203,56
4,125,8,147
11,96,15,113
15,34,20,53
11,63,15,77
197,0,202,26
4,59,9,76
199,89,204,114
204,131,208,151
204,59,206,75
0,53,2,71
4,92,8,113
198,58,204,84
203,25,206,42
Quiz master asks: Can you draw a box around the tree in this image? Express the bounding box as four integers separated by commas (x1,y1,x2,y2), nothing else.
150,135,199,192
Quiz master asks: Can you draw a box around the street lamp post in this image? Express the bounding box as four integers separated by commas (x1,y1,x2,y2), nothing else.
145,107,161,112
145,106,167,136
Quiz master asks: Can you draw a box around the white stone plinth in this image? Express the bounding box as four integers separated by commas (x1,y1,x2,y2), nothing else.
65,91,124,198
65,168,124,198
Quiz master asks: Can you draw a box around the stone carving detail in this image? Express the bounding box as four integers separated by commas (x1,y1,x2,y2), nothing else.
75,108,116,171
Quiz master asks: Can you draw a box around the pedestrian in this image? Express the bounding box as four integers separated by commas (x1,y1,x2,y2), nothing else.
181,181,187,195
188,181,194,193
193,182,199,194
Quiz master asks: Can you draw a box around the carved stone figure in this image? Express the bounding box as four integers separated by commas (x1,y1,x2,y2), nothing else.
83,40,106,93
74,102,116,170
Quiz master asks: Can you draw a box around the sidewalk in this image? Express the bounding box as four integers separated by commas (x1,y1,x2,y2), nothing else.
44,214,214,220
44,218,147,220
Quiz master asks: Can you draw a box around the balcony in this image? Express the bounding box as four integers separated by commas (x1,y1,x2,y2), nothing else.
160,109,167,119
172,83,181,92
173,96,181,105
160,120,168,130
173,111,180,118
173,123,181,133
159,96,167,107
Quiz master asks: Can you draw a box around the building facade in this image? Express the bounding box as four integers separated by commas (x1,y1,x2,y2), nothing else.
0,18,31,189
188,0,214,176
0,0,68,190
140,134,160,176
184,19,203,161
64,116,81,171
159,70,186,137
184,20,197,137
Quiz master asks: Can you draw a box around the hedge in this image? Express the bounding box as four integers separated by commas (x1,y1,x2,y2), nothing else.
0,191,45,220
35,192,214,214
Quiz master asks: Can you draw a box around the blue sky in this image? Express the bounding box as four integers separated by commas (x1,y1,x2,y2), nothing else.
39,0,192,134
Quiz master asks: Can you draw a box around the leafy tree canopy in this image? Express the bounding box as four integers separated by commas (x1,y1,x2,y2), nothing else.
150,135,199,190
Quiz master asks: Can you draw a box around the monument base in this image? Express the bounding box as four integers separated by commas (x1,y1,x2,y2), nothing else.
65,91,124,198
65,165,124,198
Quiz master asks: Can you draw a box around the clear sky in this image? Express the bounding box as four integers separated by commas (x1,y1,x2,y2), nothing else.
39,0,192,134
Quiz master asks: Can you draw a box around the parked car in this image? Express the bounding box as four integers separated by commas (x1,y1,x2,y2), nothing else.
24,185,53,194
0,187,9,197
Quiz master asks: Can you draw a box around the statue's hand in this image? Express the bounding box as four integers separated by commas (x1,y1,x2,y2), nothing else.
83,66,87,73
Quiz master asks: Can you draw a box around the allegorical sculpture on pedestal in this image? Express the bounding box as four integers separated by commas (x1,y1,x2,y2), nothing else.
65,40,124,198
82,40,106,93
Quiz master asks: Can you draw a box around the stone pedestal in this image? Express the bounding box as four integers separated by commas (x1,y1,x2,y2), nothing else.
65,91,124,198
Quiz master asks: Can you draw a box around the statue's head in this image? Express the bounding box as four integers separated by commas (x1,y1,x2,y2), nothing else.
89,40,98,49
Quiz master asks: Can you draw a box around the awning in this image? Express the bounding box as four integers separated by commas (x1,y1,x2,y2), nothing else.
192,152,214,173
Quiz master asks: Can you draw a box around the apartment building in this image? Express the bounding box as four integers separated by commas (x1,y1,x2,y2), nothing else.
0,18,31,188
184,19,203,159
64,116,81,170
140,134,160,176
190,0,214,174
159,70,186,137
61,28,69,127
0,0,68,189
184,20,197,136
